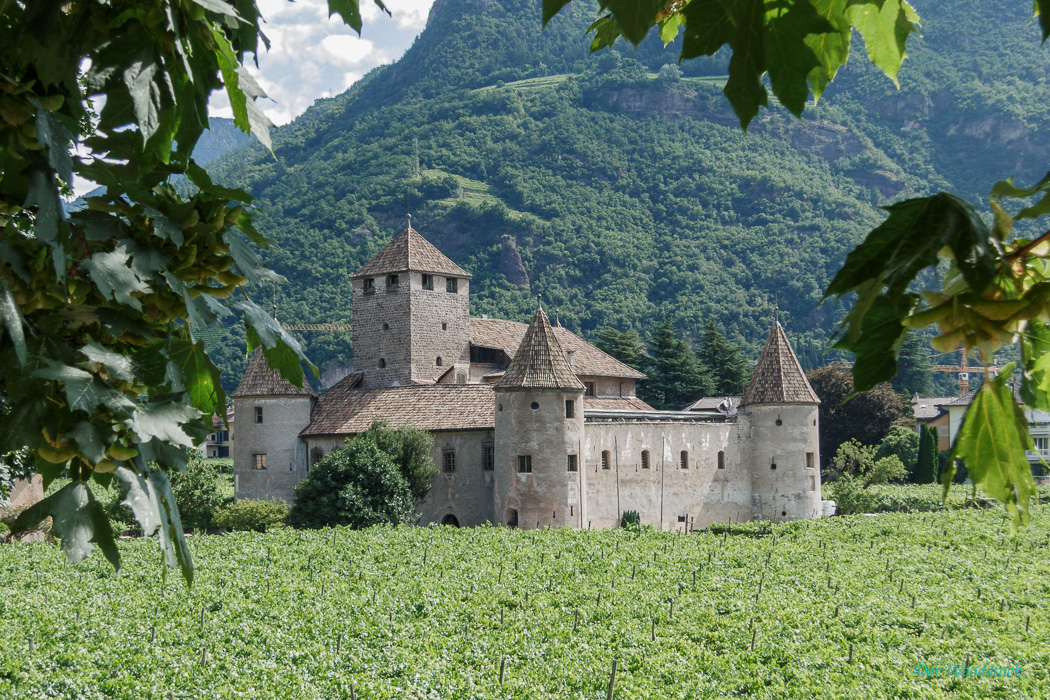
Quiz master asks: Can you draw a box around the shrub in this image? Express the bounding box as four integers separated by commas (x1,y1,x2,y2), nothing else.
213,499,288,532
620,510,641,528
287,434,416,529
169,457,227,530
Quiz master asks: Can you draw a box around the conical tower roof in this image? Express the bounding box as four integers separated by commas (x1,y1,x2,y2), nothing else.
494,307,585,392
350,226,471,279
231,349,317,398
740,322,820,405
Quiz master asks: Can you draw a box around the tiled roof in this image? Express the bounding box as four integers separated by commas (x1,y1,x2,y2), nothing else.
740,323,819,405
301,382,495,435
494,307,586,391
470,318,645,379
583,396,654,411
231,350,317,398
684,396,740,416
350,227,471,279
948,381,1022,406
912,396,955,420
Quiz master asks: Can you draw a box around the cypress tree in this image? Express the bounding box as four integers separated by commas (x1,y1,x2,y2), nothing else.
914,424,938,484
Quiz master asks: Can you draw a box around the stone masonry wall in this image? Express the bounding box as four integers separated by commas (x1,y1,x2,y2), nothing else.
352,276,413,387
746,404,821,522
409,272,470,383
234,396,313,504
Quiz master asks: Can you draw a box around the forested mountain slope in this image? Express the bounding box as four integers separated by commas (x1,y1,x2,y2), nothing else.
205,0,1050,391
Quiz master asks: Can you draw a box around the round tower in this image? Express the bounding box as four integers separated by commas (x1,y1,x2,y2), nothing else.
231,349,317,504
493,305,586,529
740,321,822,522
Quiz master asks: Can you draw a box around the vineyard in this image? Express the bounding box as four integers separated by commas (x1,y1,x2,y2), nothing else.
1,504,1048,698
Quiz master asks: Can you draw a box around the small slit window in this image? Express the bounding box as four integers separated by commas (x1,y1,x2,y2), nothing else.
770,462,778,471
641,450,650,470
567,454,578,472
483,445,494,471
311,448,324,467
680,451,688,469
717,451,725,470
584,381,596,397
382,322,389,331
436,357,442,367
806,452,815,469
517,455,532,473
442,322,447,331
255,406,263,424
252,453,267,470
456,373,466,384
565,400,575,418
446,278,458,293
379,358,386,368
386,274,399,287
601,450,611,470
421,274,433,290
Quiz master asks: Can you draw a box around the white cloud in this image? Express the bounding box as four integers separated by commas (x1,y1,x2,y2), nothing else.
207,0,434,126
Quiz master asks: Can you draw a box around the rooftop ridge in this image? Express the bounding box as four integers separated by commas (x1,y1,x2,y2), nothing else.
740,322,819,406
350,227,471,279
231,349,317,398
494,307,585,391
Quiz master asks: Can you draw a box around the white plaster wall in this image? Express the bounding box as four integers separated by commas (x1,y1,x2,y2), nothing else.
746,404,821,521
233,396,313,504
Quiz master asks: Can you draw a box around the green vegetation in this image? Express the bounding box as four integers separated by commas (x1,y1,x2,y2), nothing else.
213,499,288,532
825,440,909,515
915,424,941,486
1,504,1047,697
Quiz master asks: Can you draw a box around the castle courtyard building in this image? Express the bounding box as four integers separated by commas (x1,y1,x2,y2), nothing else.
232,225,822,529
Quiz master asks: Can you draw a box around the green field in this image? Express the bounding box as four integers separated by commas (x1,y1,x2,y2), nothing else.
1,505,1048,698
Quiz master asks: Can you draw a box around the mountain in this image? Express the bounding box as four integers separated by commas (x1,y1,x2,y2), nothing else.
204,0,1050,392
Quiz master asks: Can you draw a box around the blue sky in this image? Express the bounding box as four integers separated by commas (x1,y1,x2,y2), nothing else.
208,0,435,126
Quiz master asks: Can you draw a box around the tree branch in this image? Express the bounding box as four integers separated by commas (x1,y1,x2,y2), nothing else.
1006,228,1050,260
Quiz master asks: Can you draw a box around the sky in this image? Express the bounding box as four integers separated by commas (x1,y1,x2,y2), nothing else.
208,0,436,126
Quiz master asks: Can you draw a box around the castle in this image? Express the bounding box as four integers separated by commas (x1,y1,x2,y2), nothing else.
231,225,823,530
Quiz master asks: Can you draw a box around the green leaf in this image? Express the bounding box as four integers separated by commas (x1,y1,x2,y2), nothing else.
68,421,107,465
117,464,194,585
237,299,315,387
602,0,664,45
186,161,253,203
844,0,919,87
825,193,997,301
126,401,201,447
723,0,768,129
764,0,835,116
680,0,733,59
806,0,851,99
188,0,244,21
32,358,120,414
12,482,120,569
170,339,226,416
945,365,1037,532
832,291,918,392
328,0,363,34
236,66,275,151
123,46,172,146
80,342,136,381
0,279,27,365
543,0,574,28
71,210,130,242
587,15,623,53
659,13,684,46
225,231,282,286
82,244,151,312
1022,321,1050,411
144,207,184,246
33,107,74,185
1036,0,1050,42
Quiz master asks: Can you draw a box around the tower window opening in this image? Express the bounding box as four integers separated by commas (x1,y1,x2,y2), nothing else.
363,278,375,293
565,400,575,418
584,381,596,396
255,406,263,424
770,462,778,471
382,322,389,331
517,455,532,473
456,373,466,384
641,450,650,470
806,452,815,469
717,451,725,470
446,278,458,293
436,357,442,367
379,358,386,368
386,274,399,287
442,450,456,473
442,322,447,330
567,454,578,472
680,451,688,469
530,401,539,411
483,445,494,471
252,453,267,470
421,274,433,290
601,451,611,470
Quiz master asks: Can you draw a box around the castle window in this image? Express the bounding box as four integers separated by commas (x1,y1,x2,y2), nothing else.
442,322,447,331
584,381,595,396
641,450,650,469
806,452,815,469
567,454,578,472
446,278,458,293
483,445,494,471
717,451,725,470
601,451,610,470
517,455,532,474
565,400,575,418
255,406,263,424
421,274,433,290
770,462,777,471
382,322,389,331
810,475,818,492
680,450,688,469
252,453,267,470
311,448,324,467
364,278,375,293
442,450,456,473
379,358,386,368
456,373,466,384
436,357,443,367
386,274,399,287
530,401,539,411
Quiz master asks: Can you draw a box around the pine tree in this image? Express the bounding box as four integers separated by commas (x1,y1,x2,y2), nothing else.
893,333,934,396
642,320,712,409
914,423,938,484
698,320,751,396
594,328,649,375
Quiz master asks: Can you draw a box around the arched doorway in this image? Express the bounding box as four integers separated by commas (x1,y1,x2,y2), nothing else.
505,508,518,528
441,514,460,527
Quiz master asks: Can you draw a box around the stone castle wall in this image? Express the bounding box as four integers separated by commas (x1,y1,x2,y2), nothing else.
233,396,313,504
351,276,413,387
408,272,470,382
746,404,822,521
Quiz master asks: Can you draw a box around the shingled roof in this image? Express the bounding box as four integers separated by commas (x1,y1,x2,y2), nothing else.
231,350,317,398
494,307,586,392
300,382,495,435
740,322,819,406
350,227,471,279
470,318,645,379
583,396,654,411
